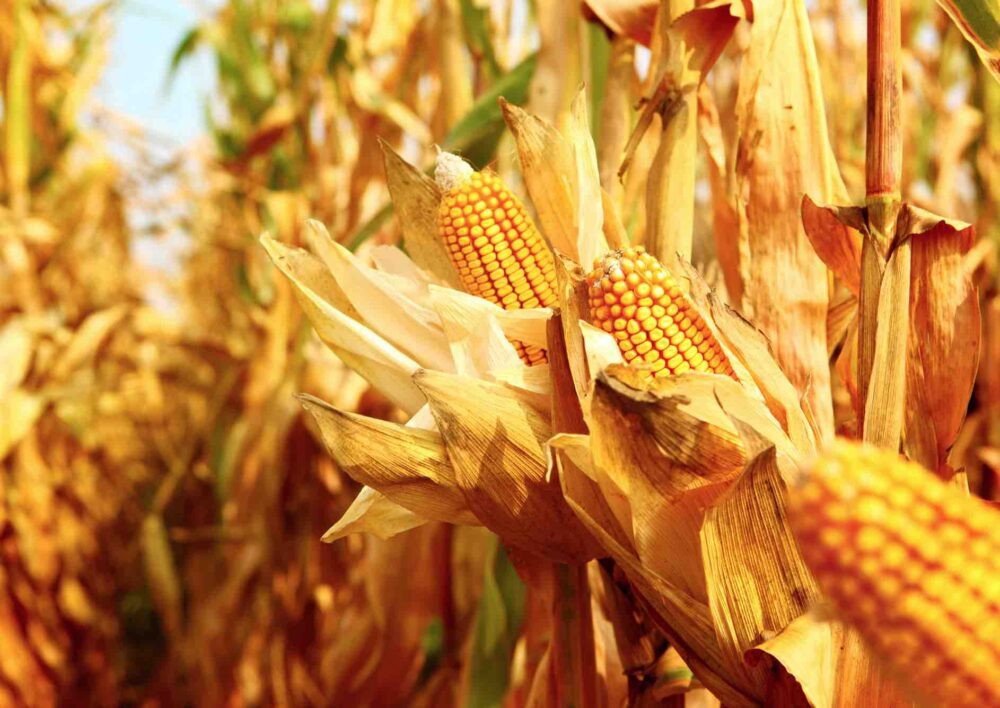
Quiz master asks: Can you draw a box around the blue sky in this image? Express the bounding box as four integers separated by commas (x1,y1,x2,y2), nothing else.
97,1,215,145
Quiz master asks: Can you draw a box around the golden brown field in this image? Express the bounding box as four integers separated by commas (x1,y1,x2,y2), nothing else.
1,0,998,705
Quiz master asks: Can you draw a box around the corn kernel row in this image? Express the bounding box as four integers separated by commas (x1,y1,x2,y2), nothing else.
585,247,734,378
437,165,556,365
788,440,1000,708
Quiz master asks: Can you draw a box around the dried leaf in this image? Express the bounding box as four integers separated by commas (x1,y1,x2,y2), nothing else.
322,486,429,542
48,305,128,382
862,243,910,449
0,389,44,460
301,395,478,525
733,0,848,441
414,369,601,563
499,98,579,258
584,0,658,46
566,91,608,266
0,318,33,393
902,211,980,470
700,447,819,698
801,196,865,296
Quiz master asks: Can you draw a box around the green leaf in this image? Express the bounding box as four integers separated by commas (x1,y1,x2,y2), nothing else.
278,1,314,32
167,27,201,84
460,0,501,78
937,0,1000,82
588,24,612,139
465,537,525,708
442,53,537,168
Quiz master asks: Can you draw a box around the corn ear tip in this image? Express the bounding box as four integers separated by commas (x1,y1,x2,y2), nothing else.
434,151,474,192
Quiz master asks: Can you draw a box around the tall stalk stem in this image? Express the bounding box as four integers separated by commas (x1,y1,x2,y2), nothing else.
551,562,597,708
858,0,906,443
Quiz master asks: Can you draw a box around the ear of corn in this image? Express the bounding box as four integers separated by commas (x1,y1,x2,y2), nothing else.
788,440,1000,708
436,153,557,365
585,246,735,378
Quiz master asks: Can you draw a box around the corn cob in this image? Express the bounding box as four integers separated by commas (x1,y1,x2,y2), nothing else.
585,247,735,378
436,152,557,366
788,439,1000,708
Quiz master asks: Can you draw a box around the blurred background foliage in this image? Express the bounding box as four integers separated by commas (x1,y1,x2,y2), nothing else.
0,0,996,705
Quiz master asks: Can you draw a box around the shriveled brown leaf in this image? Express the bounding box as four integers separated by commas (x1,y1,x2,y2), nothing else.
732,0,848,441
901,209,980,471
801,196,866,296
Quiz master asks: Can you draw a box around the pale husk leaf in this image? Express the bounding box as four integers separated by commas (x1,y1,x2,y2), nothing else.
303,220,455,371
262,235,426,414
566,91,608,266
862,242,910,449
322,486,429,542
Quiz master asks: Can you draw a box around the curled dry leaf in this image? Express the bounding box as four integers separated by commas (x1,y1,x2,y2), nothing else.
322,486,428,542
300,395,479,526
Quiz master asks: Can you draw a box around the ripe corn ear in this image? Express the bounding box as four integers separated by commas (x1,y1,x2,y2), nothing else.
788,439,1000,708
585,247,735,378
436,153,557,365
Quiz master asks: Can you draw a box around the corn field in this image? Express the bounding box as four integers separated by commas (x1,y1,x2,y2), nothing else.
1,0,998,705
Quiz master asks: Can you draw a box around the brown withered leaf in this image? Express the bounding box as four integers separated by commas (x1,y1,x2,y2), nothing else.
380,140,463,289
732,0,848,441
301,395,479,526
583,0,658,45
322,486,428,542
901,209,980,472
801,196,865,296
414,368,601,563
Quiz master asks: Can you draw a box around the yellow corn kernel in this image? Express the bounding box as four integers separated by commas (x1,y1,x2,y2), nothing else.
788,439,1000,708
436,153,556,366
585,247,734,378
